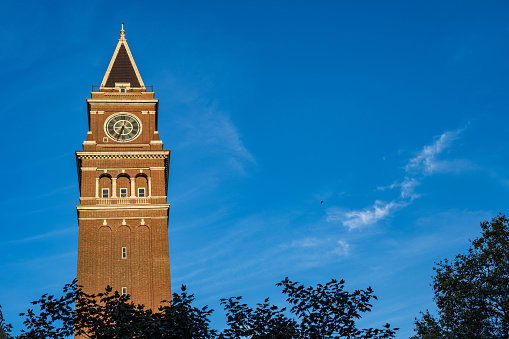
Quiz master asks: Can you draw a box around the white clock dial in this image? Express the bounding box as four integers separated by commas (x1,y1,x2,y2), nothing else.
105,113,141,142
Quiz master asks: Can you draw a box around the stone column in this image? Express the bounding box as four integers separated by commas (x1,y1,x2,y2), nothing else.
131,177,136,197
112,178,117,198
148,177,152,197
95,178,99,198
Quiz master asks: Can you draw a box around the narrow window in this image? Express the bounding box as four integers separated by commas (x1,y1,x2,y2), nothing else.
138,188,145,197
122,247,127,259
120,188,127,198
120,88,126,93
122,287,127,296
102,188,109,198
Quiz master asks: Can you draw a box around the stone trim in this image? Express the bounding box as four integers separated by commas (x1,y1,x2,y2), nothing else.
98,144,151,148
79,196,167,200
96,167,152,171
76,151,169,160
86,99,158,104
78,216,167,220
77,204,169,211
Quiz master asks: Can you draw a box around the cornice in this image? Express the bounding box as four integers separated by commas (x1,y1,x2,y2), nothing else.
76,150,170,160
78,216,168,220
87,99,158,104
77,204,169,211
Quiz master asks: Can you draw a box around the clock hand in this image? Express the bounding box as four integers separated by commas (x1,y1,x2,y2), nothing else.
118,125,125,139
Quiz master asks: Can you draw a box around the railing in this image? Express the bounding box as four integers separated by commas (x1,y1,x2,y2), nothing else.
98,197,150,205
92,85,153,92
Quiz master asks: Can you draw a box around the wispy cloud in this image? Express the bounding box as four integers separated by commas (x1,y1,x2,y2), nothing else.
327,200,409,230
3,226,75,245
191,107,254,163
289,237,326,248
40,184,77,198
179,107,254,162
174,105,255,175
287,237,351,258
378,177,420,200
0,251,77,271
159,76,255,176
332,240,350,256
400,177,420,200
405,129,463,175
327,127,466,229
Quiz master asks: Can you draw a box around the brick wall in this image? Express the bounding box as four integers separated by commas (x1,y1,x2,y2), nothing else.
76,89,172,311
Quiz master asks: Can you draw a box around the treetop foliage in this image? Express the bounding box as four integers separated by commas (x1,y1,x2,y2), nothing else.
1,305,13,339
412,214,509,338
4,277,397,339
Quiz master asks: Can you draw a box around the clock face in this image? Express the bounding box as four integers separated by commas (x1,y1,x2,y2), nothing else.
105,113,141,142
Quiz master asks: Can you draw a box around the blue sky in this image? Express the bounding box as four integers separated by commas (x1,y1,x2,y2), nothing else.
1,1,509,337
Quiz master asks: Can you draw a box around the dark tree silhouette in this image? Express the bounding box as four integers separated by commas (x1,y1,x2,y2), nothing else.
0,305,13,339
412,214,509,338
15,281,215,339
221,277,397,339
7,277,397,338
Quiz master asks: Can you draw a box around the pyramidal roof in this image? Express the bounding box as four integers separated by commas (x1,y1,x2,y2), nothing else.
100,24,145,89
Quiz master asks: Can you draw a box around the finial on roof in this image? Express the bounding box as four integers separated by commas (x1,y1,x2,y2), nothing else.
120,22,125,39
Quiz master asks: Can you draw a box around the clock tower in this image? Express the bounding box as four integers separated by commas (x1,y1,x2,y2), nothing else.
75,25,171,310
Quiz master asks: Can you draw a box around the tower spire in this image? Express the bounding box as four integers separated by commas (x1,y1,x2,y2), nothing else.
100,23,145,90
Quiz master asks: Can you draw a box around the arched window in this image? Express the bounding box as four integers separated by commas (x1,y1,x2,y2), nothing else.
99,175,112,198
117,175,130,198
136,175,148,197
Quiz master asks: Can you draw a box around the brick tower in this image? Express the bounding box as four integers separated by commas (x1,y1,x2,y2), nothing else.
76,25,171,310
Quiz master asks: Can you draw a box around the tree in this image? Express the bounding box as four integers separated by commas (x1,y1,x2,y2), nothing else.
16,281,216,339
1,305,13,339
221,296,298,339
412,214,509,338
9,277,397,338
221,277,398,339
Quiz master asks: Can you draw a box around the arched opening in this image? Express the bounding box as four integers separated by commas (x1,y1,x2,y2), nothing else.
99,175,112,198
97,226,112,288
135,174,148,197
117,175,130,198
117,225,131,294
135,225,152,308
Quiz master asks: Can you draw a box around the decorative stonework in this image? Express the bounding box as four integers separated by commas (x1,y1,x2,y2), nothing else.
76,151,169,160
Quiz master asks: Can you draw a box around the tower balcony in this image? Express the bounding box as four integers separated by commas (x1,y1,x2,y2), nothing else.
97,197,151,205
92,85,153,92
78,196,168,207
